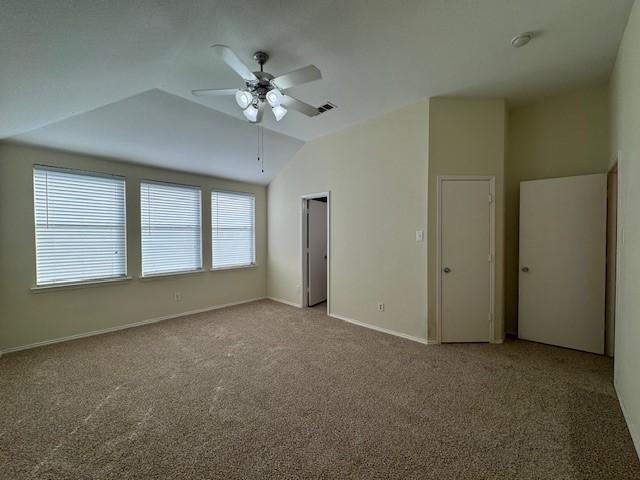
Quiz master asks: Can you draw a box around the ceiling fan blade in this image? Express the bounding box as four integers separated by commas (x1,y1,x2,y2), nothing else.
191,88,238,97
211,44,258,82
272,65,321,90
281,95,320,117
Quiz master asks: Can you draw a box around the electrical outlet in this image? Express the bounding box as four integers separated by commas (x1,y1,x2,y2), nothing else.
377,302,384,312
174,292,182,303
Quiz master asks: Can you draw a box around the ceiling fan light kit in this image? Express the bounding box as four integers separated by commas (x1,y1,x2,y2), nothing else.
235,89,253,109
272,105,288,122
266,88,283,108
242,104,260,122
193,45,327,124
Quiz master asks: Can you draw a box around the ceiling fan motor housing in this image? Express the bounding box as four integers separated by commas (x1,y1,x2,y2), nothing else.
248,71,275,102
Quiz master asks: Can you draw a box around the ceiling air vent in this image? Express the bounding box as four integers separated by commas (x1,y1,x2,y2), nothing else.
317,102,337,114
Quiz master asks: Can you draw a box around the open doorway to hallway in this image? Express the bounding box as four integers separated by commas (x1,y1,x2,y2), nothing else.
301,193,330,313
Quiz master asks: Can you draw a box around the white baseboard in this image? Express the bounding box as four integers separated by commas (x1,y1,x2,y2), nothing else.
265,297,433,346
1,296,433,357
267,296,302,308
328,312,431,345
0,297,266,356
615,381,640,460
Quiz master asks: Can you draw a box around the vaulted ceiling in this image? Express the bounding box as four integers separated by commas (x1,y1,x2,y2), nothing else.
12,90,304,184
1,0,634,182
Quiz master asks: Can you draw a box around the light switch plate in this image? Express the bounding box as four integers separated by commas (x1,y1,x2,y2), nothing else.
415,230,424,242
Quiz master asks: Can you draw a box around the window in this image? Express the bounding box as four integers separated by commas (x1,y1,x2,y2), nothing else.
140,181,202,276
33,167,127,286
211,191,256,269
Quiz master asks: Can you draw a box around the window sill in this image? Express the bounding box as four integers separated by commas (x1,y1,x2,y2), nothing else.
31,276,132,293
139,269,206,280
210,264,257,272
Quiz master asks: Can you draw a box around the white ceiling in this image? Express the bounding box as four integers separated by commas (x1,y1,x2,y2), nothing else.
1,0,634,180
11,90,304,184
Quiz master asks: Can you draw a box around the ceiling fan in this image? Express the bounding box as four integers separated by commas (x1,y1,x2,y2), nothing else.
192,45,323,123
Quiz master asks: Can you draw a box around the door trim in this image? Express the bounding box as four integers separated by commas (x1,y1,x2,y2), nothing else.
606,160,619,357
300,191,331,312
436,176,496,344
611,155,622,359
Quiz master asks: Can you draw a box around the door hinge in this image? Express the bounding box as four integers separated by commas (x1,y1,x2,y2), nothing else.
488,253,492,262
488,193,493,204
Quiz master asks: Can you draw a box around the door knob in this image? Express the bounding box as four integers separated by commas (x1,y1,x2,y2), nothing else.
443,267,451,273
521,267,530,272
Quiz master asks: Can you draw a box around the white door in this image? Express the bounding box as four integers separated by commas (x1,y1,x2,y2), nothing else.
440,179,493,343
518,174,607,354
307,199,327,306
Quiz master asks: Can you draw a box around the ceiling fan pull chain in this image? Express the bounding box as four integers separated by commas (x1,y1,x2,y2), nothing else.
256,125,265,173
261,126,265,173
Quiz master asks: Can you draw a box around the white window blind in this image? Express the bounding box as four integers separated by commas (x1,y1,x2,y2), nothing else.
212,191,256,269
33,167,127,286
141,181,202,276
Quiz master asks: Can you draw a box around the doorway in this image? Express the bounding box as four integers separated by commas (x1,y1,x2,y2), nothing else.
437,176,495,343
301,192,330,312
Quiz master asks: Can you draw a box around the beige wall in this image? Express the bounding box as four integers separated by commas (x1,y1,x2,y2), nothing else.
610,0,640,456
427,97,507,343
505,85,611,333
0,143,267,351
267,102,429,341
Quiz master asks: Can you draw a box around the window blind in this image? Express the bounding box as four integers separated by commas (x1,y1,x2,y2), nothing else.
212,191,256,269
140,181,202,276
33,167,127,286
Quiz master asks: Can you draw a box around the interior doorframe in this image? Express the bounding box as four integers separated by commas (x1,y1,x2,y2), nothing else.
611,156,622,358
436,176,496,344
300,191,331,312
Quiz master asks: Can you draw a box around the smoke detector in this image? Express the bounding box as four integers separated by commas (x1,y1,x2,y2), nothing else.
511,32,533,48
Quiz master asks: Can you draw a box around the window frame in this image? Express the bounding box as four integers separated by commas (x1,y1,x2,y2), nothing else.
32,164,128,288
139,179,203,277
211,189,256,271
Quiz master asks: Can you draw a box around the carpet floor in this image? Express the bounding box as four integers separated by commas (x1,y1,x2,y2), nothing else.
1,299,638,479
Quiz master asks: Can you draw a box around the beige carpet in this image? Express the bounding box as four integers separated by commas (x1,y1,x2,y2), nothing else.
1,299,638,479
